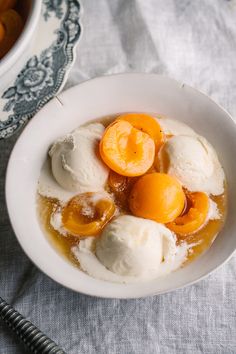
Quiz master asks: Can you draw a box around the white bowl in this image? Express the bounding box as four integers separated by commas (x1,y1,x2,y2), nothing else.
6,74,236,299
0,0,41,90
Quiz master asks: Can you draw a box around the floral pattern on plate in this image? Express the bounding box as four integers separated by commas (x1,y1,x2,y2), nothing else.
0,0,82,139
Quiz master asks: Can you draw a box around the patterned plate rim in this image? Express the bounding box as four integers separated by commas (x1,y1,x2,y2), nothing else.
0,0,83,139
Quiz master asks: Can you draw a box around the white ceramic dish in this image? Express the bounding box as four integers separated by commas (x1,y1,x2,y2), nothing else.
6,74,236,299
0,0,41,89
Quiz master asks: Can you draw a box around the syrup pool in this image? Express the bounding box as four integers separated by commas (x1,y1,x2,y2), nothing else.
37,189,227,267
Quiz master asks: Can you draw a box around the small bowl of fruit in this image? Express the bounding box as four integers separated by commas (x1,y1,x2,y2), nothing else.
0,0,41,91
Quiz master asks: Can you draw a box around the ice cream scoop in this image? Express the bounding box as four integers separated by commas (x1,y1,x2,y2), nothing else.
96,215,180,277
156,117,197,137
158,135,225,195
49,123,109,193
72,215,188,283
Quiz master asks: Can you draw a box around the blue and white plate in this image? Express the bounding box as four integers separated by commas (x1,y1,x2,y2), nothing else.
0,0,82,139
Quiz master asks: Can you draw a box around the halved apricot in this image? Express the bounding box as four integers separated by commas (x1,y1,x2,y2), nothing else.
0,9,23,59
117,113,165,150
167,192,209,235
108,170,139,193
108,170,130,193
108,170,138,210
0,21,5,42
62,193,116,237
100,120,155,176
129,173,185,223
0,0,17,12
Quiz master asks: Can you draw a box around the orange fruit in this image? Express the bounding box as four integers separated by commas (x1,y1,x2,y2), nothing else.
100,120,155,176
117,113,165,150
62,193,116,237
167,192,209,235
108,170,138,210
0,21,5,42
0,9,23,59
129,173,185,223
0,0,17,12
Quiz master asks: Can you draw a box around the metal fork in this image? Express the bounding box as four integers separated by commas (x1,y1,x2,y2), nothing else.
0,297,66,354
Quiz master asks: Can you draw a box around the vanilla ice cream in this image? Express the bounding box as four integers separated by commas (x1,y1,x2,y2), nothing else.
96,215,172,276
49,123,109,193
158,135,225,195
156,118,197,136
38,158,75,202
72,215,188,283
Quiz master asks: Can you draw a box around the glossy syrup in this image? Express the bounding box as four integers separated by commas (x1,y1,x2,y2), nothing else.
38,189,227,266
37,196,80,267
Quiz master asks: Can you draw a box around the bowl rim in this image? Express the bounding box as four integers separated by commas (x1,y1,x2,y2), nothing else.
0,0,42,76
5,73,236,299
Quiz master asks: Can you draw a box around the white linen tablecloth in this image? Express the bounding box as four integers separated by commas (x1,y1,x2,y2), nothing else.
0,0,236,353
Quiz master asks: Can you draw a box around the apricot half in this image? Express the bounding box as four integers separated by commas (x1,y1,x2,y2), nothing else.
0,21,5,42
0,9,23,59
100,120,155,176
129,173,185,223
0,0,17,12
108,170,138,210
167,192,209,235
62,193,116,237
117,113,165,150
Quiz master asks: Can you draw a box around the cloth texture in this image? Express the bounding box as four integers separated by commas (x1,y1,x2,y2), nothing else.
1,0,236,353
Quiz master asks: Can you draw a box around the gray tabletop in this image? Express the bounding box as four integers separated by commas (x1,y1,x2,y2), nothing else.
1,1,236,353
